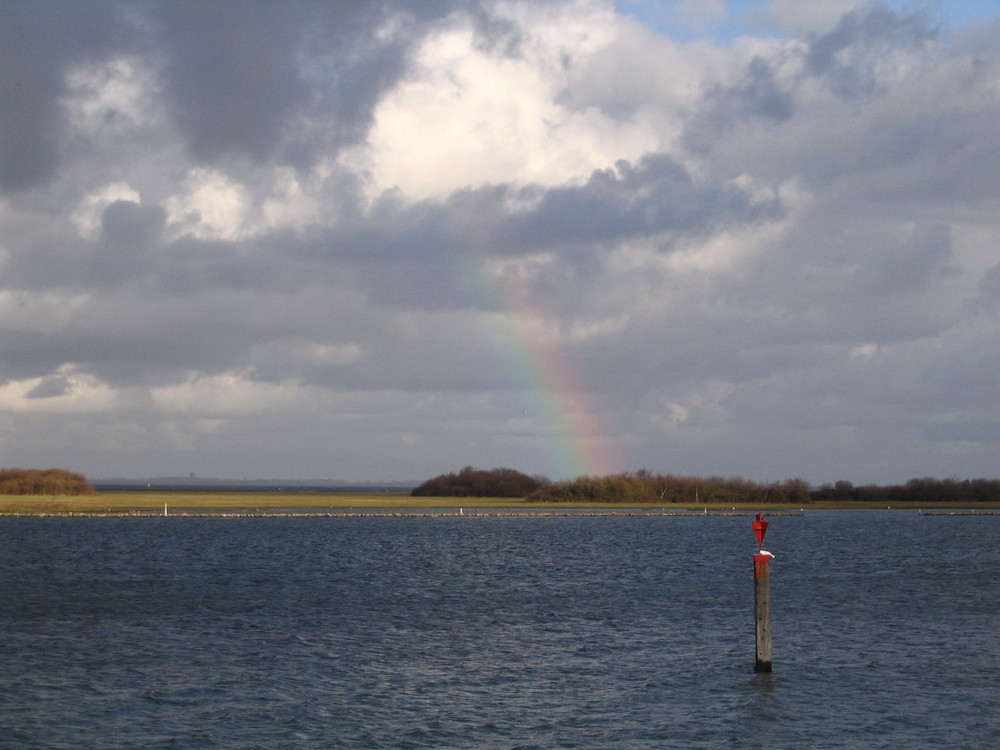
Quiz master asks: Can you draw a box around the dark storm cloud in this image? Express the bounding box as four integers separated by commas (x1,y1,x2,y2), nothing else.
923,422,1000,445
154,1,312,162
96,200,168,284
687,5,941,157
735,57,795,120
25,372,74,400
284,154,786,312
0,308,243,384
804,4,936,94
977,264,1000,308
703,56,795,125
0,0,506,188
715,221,962,352
0,1,129,190
504,155,784,251
153,0,529,166
856,223,955,297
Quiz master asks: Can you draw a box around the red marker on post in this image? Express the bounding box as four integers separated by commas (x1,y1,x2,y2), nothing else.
752,514,774,672
752,513,768,550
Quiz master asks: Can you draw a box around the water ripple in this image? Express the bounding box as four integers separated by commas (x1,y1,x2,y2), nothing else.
1,513,998,748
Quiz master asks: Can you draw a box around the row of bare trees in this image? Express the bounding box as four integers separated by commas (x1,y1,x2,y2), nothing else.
526,471,811,504
411,467,811,503
412,467,1000,504
812,477,1000,504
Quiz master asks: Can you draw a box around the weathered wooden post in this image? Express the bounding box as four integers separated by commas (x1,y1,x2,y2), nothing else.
752,514,773,672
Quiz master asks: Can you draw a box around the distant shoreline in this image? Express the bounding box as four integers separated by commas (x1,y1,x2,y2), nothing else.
2,510,812,519
91,482,418,493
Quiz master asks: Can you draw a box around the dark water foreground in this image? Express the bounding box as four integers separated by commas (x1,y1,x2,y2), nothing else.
1,511,997,749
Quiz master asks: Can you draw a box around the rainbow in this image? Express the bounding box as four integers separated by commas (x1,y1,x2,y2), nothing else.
485,266,622,481
443,207,621,480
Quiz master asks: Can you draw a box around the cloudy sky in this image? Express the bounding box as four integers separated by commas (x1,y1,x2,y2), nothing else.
2,0,999,485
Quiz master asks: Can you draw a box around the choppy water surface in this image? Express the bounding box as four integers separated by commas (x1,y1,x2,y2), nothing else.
1,511,997,749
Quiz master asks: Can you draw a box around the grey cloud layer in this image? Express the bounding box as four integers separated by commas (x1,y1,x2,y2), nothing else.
2,1,999,483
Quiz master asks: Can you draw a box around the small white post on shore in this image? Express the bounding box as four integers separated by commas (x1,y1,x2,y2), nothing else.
164,503,168,517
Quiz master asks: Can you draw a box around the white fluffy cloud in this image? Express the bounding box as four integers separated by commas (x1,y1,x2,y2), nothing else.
354,2,659,200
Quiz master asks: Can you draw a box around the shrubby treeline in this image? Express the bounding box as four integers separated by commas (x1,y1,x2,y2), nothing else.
411,466,548,497
411,467,809,502
526,471,811,504
413,467,1000,503
811,477,1000,505
0,468,97,495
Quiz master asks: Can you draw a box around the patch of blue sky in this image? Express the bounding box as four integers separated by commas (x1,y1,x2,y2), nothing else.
616,1,1000,44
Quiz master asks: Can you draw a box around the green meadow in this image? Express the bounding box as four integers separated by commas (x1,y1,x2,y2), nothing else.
2,490,998,514
2,491,435,513
1,491,538,513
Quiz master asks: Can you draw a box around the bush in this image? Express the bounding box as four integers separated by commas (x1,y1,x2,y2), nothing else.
411,466,548,497
0,468,97,495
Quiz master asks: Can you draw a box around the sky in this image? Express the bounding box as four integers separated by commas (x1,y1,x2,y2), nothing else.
2,0,1000,485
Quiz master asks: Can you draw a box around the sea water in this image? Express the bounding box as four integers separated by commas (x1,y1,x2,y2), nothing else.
1,511,997,749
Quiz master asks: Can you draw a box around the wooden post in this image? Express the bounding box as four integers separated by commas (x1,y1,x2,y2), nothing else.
751,514,773,672
753,551,773,672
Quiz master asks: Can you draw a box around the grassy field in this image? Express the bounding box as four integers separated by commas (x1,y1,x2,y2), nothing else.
1,490,423,513
1,491,542,513
2,490,1000,513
